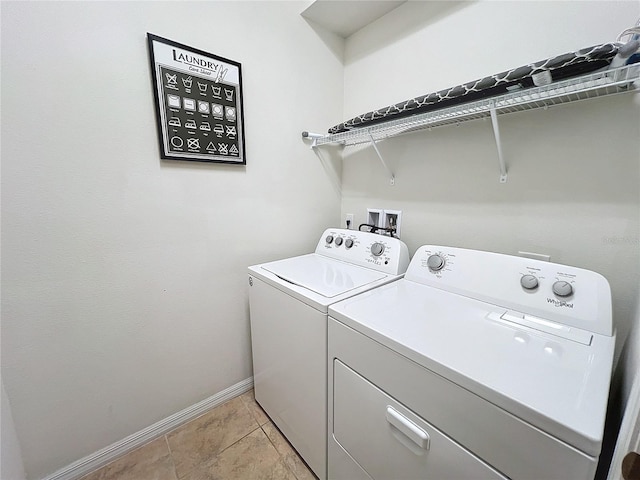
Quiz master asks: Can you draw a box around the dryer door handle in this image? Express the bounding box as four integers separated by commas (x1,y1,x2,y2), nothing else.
386,406,430,450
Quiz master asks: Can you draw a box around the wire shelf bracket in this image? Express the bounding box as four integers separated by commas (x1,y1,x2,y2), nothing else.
368,133,395,185
490,104,508,183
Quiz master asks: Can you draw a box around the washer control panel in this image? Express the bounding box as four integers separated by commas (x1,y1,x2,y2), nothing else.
317,228,410,275
407,245,612,336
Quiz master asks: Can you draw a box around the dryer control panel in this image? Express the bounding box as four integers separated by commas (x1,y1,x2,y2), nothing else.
406,245,612,336
316,228,410,275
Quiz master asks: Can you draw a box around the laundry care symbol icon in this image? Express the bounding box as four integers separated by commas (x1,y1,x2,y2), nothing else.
167,94,181,108
198,101,210,114
187,138,200,150
198,82,208,93
211,104,223,119
212,86,222,98
229,144,239,155
183,98,196,111
217,143,229,155
224,88,234,102
165,73,177,85
182,76,193,88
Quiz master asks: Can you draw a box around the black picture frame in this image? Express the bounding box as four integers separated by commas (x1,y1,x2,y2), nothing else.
147,33,246,165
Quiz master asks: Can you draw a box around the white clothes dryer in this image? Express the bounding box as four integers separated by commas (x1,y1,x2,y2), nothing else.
328,245,615,480
248,228,409,479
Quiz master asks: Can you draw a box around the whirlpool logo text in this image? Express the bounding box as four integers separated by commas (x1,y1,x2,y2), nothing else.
547,298,574,308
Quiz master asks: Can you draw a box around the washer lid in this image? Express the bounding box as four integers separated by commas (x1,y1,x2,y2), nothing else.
262,255,387,298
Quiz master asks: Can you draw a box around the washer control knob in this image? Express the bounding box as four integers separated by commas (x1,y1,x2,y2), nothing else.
335,237,343,246
345,239,354,249
371,242,385,257
427,254,445,271
552,280,573,297
325,235,334,244
520,274,539,290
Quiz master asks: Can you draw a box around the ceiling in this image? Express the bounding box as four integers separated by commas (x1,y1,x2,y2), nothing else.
301,0,407,38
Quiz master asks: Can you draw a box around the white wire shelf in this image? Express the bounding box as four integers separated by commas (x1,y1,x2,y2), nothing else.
311,64,640,148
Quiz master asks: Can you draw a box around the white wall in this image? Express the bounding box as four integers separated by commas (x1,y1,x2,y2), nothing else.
619,288,640,409
604,288,640,480
340,1,640,366
1,381,27,480
0,2,343,479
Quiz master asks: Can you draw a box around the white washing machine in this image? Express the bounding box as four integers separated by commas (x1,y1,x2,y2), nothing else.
328,245,616,480
248,228,409,479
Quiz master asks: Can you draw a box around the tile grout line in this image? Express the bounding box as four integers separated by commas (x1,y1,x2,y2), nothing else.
260,423,309,480
171,398,264,480
260,424,296,479
163,434,180,480
248,396,316,480
175,426,265,480
233,395,302,478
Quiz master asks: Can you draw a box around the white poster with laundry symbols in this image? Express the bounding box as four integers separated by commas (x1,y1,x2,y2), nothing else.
147,34,245,164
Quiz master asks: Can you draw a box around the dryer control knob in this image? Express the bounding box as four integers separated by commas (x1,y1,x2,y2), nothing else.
345,239,354,249
520,274,539,290
325,235,334,244
335,237,343,246
552,280,573,297
427,254,445,271
371,242,385,256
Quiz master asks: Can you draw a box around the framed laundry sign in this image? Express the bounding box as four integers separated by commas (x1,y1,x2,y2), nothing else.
147,34,246,164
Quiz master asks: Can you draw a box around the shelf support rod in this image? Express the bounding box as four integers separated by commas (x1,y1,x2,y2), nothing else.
489,105,508,183
368,133,395,186
310,139,342,195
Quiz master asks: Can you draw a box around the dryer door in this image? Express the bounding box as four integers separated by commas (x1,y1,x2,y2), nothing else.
332,360,508,480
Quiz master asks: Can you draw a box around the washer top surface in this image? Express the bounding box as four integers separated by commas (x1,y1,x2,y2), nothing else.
261,254,387,298
328,245,615,457
248,228,410,312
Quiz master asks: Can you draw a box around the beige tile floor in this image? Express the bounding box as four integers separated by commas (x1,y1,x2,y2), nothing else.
81,390,317,480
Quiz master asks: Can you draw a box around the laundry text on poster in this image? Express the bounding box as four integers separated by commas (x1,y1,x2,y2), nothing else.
173,49,228,82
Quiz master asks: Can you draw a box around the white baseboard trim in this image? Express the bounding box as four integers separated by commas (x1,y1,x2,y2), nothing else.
42,377,254,480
